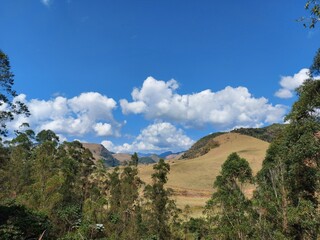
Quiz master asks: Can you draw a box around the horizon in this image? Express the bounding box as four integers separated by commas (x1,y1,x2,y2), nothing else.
1,0,319,153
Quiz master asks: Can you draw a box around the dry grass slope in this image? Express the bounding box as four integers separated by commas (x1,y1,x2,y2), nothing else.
112,153,132,164
82,143,120,167
138,133,269,216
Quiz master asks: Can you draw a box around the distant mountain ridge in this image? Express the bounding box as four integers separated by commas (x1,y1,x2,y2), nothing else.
81,143,120,167
82,124,285,166
83,144,183,166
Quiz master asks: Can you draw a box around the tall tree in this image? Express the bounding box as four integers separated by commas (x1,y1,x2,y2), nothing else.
254,49,320,239
2,127,35,198
105,164,144,239
205,153,253,239
144,159,180,240
131,152,139,166
0,50,29,137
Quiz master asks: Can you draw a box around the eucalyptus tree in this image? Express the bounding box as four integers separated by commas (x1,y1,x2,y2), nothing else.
205,152,253,239
0,50,29,137
254,49,320,239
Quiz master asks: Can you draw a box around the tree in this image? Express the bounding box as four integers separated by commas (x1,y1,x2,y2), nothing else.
301,0,320,28
105,164,144,239
143,159,180,240
310,48,320,77
131,152,139,166
253,134,291,239
1,126,35,199
253,49,320,239
0,50,29,137
205,153,253,239
0,200,50,240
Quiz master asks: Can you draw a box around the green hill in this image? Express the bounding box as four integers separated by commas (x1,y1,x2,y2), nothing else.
179,132,224,160
231,123,286,142
139,133,270,216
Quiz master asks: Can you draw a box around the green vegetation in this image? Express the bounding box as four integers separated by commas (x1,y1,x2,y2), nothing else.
180,132,223,159
205,153,253,239
1,18,320,238
180,123,283,161
232,123,286,143
0,130,183,239
301,0,320,28
0,50,29,137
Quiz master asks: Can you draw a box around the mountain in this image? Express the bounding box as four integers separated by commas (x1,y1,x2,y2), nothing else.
231,123,286,142
165,152,184,160
112,153,132,164
138,132,269,216
112,152,182,165
82,143,120,167
136,152,150,157
158,151,173,158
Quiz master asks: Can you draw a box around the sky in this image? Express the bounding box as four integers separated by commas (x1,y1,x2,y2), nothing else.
0,0,319,153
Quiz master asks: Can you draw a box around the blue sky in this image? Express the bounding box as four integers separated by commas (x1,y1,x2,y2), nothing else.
0,0,319,153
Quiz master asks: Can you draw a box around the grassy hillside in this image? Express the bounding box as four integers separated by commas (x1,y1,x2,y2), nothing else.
179,124,284,161
138,133,269,216
180,132,224,159
112,153,131,164
231,123,286,142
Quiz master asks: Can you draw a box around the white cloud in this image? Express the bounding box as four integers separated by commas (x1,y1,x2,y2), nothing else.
9,92,120,138
41,0,52,6
94,123,113,136
102,122,194,153
275,88,294,99
274,68,316,99
120,77,286,130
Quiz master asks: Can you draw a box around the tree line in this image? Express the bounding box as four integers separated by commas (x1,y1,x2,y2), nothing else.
0,19,320,239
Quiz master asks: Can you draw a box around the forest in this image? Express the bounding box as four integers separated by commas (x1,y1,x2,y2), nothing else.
1,2,320,239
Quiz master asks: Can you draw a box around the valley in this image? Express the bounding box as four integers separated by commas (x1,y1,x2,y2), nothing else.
138,133,269,216
84,132,270,216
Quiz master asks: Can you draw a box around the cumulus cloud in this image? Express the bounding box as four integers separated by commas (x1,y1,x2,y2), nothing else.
101,122,194,153
94,123,113,136
274,68,316,99
120,77,286,130
9,92,121,138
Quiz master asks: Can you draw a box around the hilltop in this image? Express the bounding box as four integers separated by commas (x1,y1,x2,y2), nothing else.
231,123,286,142
81,143,120,167
179,124,284,161
138,132,269,216
180,132,224,160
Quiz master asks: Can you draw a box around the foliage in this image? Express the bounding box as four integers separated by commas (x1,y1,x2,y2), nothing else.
310,48,320,77
0,50,29,137
184,217,209,240
144,159,182,240
205,153,253,239
253,48,320,239
232,123,286,143
105,164,144,239
180,132,222,159
300,0,320,28
0,200,50,240
131,152,139,166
